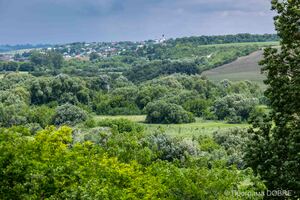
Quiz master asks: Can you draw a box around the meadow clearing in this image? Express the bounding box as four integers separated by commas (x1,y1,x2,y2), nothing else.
94,115,249,138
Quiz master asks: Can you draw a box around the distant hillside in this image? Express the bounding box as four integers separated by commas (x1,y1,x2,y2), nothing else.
202,50,266,86
0,44,51,53
168,33,279,46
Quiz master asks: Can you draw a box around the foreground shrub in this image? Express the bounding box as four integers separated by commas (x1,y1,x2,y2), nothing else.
213,128,250,169
143,132,200,162
0,126,166,199
145,101,195,124
0,126,266,199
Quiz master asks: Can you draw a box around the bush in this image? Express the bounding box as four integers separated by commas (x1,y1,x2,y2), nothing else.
143,133,195,162
183,98,211,118
213,128,249,169
213,94,258,123
52,103,88,126
145,101,195,124
28,105,55,128
97,118,144,133
72,127,112,145
0,103,29,127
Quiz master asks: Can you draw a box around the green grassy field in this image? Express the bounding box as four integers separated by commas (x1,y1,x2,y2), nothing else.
94,115,249,138
145,120,249,138
94,115,146,122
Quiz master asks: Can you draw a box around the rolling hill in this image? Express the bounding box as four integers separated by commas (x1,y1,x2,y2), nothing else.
201,50,266,86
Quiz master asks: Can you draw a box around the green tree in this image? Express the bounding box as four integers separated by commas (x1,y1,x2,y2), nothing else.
28,105,55,128
52,103,88,126
145,101,195,124
183,99,211,118
47,51,63,69
29,51,48,66
29,50,63,69
89,52,100,61
213,94,258,123
19,62,35,71
245,0,300,198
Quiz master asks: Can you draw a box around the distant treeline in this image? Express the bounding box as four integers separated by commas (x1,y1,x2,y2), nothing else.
169,33,279,46
0,44,51,53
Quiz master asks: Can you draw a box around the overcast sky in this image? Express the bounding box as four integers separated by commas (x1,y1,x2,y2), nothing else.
0,0,276,44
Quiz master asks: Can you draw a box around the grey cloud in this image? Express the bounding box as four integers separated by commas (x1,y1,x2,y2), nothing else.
0,0,276,44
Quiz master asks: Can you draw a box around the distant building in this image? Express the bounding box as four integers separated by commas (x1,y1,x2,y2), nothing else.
14,57,29,62
154,34,167,44
0,54,14,62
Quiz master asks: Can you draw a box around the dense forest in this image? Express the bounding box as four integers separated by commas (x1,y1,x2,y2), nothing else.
0,2,299,198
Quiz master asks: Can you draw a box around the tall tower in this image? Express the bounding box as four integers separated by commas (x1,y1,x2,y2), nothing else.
160,34,166,43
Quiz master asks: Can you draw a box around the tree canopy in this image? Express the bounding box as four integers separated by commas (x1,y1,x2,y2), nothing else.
245,0,300,198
